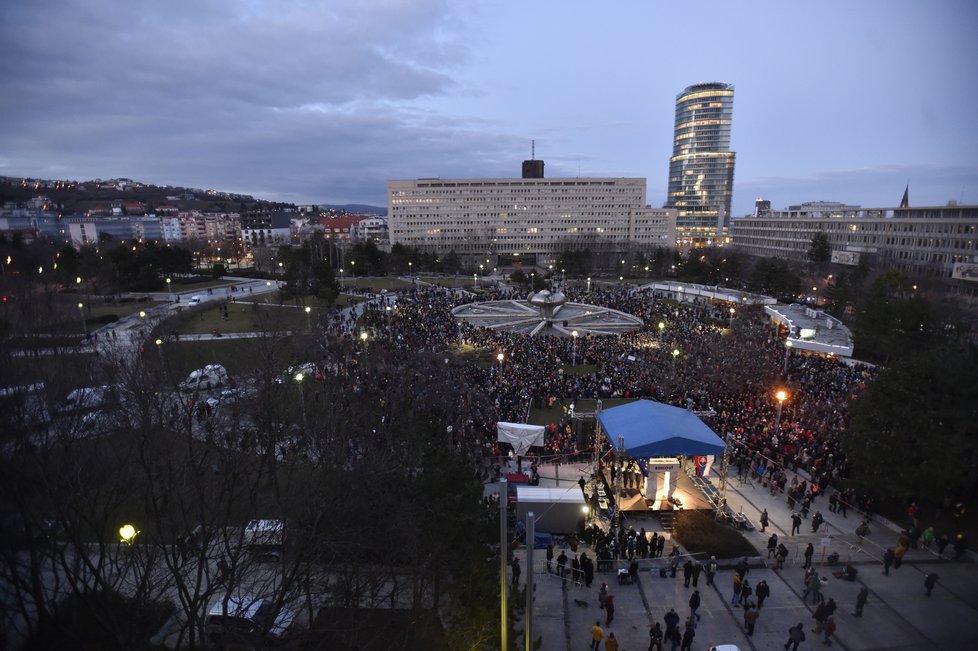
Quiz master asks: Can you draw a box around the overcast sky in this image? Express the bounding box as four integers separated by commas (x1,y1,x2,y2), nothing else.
2,0,976,213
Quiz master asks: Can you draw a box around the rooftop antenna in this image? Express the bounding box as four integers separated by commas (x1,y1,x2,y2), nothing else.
531,139,535,161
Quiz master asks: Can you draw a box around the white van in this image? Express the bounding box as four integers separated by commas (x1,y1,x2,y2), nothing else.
178,364,228,392
188,295,203,306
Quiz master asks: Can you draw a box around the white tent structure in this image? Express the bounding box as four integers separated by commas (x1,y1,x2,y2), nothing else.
496,422,545,456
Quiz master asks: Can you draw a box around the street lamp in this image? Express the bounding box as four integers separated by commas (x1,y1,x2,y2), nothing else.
571,330,578,366
305,306,312,330
658,321,665,333
119,524,139,545
360,331,369,345
166,277,172,301
473,273,478,289
497,352,504,372
78,302,88,336
587,277,591,292
774,389,788,432
671,347,680,371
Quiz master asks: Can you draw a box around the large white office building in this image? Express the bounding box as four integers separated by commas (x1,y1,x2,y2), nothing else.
731,203,978,310
387,166,676,268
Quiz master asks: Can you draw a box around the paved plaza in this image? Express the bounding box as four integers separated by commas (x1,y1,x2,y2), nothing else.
504,464,978,650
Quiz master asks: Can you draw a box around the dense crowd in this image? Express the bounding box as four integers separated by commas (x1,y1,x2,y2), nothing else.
328,281,879,510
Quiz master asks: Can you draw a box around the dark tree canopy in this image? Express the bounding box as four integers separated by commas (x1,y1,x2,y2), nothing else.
843,341,978,504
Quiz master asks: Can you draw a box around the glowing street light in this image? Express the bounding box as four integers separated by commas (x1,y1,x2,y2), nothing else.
474,273,478,289
774,389,788,432
305,305,312,330
360,331,369,345
166,277,172,301
658,321,665,333
497,352,504,372
119,523,139,545
671,347,680,371
78,302,88,335
571,330,579,366
587,277,591,292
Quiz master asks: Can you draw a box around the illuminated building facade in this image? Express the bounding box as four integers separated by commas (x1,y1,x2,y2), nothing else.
665,82,736,245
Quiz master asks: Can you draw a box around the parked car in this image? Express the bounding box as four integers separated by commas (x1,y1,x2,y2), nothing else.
206,595,295,647
179,364,228,392
188,295,203,306
56,385,118,415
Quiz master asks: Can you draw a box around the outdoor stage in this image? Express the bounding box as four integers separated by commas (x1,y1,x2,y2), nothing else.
514,460,715,513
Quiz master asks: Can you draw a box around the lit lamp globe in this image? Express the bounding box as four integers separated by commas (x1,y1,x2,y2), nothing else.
294,372,304,383
497,353,504,363
304,306,311,314
672,348,680,358
360,331,369,343
119,524,138,545
775,389,787,403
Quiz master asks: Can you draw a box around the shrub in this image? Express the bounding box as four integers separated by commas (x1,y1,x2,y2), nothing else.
673,510,759,560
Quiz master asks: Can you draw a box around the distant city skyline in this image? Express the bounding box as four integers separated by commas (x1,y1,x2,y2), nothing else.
1,0,976,214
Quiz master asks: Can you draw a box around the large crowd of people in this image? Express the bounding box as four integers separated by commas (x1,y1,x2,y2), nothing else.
331,278,879,515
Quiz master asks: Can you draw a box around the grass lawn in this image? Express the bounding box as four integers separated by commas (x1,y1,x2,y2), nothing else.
175,302,317,335
170,277,238,292
153,336,308,378
342,277,417,291
528,397,638,426
673,510,759,560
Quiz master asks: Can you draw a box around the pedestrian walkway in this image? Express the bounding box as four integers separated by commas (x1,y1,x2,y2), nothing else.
503,467,978,650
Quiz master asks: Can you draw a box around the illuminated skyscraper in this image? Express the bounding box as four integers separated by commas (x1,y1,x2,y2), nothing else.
665,82,736,245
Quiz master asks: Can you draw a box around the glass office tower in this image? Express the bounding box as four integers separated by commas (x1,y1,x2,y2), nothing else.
665,82,736,245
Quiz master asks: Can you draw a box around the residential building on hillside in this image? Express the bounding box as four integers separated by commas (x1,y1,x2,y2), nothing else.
664,82,736,246
63,215,162,246
731,203,978,310
388,165,676,268
241,212,292,248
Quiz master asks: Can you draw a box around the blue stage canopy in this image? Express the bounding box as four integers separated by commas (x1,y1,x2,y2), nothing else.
596,400,725,458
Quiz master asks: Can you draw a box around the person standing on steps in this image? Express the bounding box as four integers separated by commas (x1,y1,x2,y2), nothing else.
767,533,779,558
760,509,769,532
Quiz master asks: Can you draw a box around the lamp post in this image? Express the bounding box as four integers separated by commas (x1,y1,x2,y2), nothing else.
295,372,307,427
473,273,478,290
360,331,369,348
587,276,591,292
305,306,312,331
658,321,665,334
119,523,139,546
671,347,680,372
78,302,88,336
165,277,172,301
571,330,578,366
774,389,787,432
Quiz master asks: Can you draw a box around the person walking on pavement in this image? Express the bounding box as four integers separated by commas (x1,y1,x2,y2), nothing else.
853,586,869,616
785,622,806,650
680,621,695,651
706,556,718,586
812,511,824,533
804,542,814,569
760,508,769,532
882,547,895,575
731,572,743,605
822,616,837,646
744,602,760,635
598,582,608,609
604,593,615,626
691,560,701,586
767,533,779,558
791,512,803,535
683,559,694,587
739,579,753,607
590,621,604,651
756,579,771,609
812,601,829,634
648,622,664,651
924,573,939,596
604,632,618,651
510,555,521,585
689,589,701,621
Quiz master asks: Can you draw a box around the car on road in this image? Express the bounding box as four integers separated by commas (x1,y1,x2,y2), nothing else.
188,295,203,305
206,595,295,647
179,364,228,392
